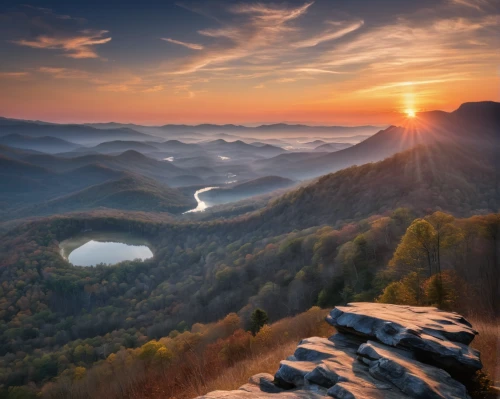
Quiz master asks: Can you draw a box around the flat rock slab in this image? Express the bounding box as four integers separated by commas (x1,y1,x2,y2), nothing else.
326,303,481,375
358,341,471,399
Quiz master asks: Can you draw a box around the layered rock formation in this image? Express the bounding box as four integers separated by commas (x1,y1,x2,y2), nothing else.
197,303,483,399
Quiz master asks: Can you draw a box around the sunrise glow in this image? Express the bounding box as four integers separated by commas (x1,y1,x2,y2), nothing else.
0,1,499,125
406,109,416,118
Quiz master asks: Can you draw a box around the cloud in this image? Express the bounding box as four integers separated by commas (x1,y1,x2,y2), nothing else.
292,20,364,48
293,68,341,74
142,85,164,93
4,6,111,59
168,2,315,74
449,0,492,11
358,76,474,93
253,83,265,89
38,67,90,79
97,84,130,92
0,72,30,79
14,30,111,58
162,38,203,50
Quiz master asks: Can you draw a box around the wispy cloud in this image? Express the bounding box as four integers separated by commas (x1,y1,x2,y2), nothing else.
4,6,111,59
449,0,491,11
142,85,164,93
38,67,90,79
0,72,30,79
14,30,111,58
293,68,341,74
167,2,315,74
292,20,364,48
162,38,204,50
357,76,474,93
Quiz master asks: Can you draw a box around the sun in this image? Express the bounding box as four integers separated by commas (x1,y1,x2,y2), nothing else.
405,109,416,118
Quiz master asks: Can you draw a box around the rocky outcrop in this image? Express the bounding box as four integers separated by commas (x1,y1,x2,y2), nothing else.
197,303,482,399
326,303,481,377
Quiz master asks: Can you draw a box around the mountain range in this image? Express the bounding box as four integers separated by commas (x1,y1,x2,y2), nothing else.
0,101,498,223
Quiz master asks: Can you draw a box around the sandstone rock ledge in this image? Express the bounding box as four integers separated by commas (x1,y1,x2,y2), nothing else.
197,303,483,399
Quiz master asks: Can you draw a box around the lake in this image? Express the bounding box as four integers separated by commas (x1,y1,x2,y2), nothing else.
60,232,153,267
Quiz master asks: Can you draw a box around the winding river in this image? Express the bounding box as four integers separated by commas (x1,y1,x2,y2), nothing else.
184,187,219,213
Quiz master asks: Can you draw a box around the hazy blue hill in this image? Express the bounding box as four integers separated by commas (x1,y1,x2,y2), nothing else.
62,164,124,185
0,134,82,154
167,175,205,187
14,174,196,218
254,152,328,170
154,140,202,152
0,154,52,177
83,140,161,154
0,156,126,207
202,139,255,151
200,139,286,159
199,175,296,205
22,150,185,182
0,144,43,159
0,121,158,145
314,142,352,152
305,140,326,146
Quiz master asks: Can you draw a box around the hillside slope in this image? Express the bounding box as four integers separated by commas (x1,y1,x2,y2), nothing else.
199,176,296,205
15,174,196,217
253,142,500,233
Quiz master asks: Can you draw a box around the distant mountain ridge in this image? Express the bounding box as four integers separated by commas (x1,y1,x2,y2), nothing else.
0,134,82,154
0,119,159,145
256,101,500,179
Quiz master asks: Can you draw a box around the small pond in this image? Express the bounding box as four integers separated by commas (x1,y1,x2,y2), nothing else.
60,232,153,267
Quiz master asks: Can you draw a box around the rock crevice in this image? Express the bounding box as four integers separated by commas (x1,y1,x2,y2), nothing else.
197,303,482,399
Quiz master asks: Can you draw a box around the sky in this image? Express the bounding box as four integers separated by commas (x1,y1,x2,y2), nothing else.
0,0,499,125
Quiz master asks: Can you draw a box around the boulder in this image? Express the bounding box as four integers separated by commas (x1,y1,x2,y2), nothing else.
326,303,481,376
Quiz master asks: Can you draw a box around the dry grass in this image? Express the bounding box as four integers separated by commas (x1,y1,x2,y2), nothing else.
125,307,334,399
469,317,500,387
181,341,298,398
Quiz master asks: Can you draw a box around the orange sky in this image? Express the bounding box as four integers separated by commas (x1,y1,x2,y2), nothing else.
1,1,499,125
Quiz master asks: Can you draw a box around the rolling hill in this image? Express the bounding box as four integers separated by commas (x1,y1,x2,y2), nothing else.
314,142,352,152
0,156,125,208
0,134,82,153
82,140,161,154
13,174,196,218
250,141,500,233
198,176,296,205
20,150,186,182
0,118,158,145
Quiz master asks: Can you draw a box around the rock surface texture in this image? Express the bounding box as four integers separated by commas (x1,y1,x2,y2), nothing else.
196,303,482,399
